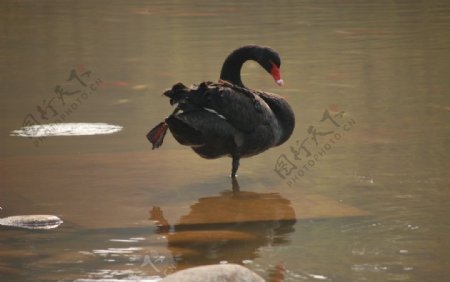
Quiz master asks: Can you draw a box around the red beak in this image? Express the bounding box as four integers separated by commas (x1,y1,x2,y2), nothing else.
270,62,284,86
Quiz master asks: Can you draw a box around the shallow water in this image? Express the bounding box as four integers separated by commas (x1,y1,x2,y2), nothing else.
1,0,450,281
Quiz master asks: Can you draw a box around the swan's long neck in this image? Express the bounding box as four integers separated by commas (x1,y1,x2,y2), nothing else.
220,46,260,88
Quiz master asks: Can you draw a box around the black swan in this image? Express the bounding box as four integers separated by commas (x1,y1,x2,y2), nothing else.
147,45,295,177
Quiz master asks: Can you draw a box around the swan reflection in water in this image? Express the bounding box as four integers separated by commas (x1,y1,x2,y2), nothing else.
150,178,296,270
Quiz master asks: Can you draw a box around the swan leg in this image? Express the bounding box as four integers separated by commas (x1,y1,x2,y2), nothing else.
231,155,240,178
231,177,240,193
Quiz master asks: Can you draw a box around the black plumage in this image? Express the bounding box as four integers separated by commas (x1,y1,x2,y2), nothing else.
147,45,295,177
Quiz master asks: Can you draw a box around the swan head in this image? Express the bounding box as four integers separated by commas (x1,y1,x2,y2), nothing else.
257,47,284,86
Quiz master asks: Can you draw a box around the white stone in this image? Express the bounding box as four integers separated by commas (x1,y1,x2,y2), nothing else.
160,264,264,282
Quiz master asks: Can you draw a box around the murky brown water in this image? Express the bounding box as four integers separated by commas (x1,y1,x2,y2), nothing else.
1,0,450,281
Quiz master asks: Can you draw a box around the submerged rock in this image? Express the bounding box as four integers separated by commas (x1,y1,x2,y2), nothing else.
161,264,264,282
10,123,123,137
0,215,63,230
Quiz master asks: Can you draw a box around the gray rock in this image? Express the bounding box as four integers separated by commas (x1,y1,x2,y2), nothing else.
161,264,264,282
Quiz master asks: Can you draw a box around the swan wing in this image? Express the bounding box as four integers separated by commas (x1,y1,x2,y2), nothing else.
166,82,270,134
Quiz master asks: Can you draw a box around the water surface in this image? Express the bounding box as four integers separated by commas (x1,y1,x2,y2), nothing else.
1,0,450,281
